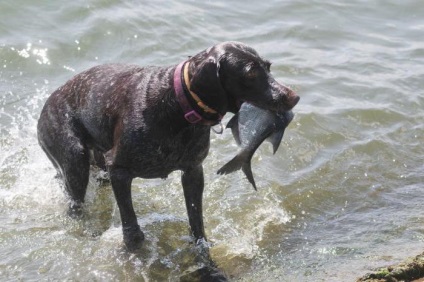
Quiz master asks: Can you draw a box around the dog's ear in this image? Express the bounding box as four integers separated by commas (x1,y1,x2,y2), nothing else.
189,55,227,115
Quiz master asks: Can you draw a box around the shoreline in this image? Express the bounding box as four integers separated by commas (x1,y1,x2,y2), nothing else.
357,252,424,282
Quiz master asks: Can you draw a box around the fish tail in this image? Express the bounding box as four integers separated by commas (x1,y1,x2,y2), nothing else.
242,162,257,191
217,154,244,175
217,152,257,190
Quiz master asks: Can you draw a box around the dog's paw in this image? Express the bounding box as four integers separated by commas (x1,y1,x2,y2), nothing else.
67,201,84,219
123,225,145,252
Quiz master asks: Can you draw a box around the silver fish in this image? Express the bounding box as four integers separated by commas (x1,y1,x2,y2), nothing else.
217,103,294,190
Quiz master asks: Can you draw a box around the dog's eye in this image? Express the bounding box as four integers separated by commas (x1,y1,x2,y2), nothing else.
245,67,259,80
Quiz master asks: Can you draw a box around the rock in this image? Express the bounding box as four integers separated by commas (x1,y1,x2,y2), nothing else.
357,252,424,282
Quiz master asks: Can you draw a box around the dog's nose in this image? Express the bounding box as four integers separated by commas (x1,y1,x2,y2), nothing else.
286,89,300,109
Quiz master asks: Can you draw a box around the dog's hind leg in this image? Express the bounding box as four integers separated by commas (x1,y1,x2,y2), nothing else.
90,148,107,171
38,122,90,218
89,148,110,185
61,137,90,217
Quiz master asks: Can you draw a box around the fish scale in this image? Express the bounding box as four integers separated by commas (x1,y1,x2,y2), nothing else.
217,103,294,190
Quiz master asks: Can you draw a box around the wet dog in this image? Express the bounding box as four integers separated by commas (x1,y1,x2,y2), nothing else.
37,41,299,251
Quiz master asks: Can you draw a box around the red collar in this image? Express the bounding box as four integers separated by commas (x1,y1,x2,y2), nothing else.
173,61,223,125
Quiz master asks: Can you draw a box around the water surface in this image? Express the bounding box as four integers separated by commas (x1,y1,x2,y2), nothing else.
1,1,423,281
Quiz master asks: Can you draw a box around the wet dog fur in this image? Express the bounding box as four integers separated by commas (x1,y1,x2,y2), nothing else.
37,41,299,251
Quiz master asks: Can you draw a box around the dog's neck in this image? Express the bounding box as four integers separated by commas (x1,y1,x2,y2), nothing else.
174,61,223,125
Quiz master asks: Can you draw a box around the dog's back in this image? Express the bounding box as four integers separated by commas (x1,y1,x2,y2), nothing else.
38,63,210,179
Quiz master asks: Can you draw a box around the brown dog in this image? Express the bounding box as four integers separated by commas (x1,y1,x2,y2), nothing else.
37,41,299,251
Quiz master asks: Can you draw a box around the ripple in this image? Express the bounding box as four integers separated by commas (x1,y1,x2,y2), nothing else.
1,0,424,280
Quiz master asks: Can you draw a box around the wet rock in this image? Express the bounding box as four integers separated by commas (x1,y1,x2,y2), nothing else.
357,252,424,282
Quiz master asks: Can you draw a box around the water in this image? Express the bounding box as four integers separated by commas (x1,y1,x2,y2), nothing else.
1,0,423,281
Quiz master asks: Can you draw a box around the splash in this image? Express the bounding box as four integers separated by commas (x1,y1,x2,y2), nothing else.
206,185,292,275
0,86,64,212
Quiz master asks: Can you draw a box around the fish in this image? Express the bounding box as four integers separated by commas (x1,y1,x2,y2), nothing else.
217,102,294,190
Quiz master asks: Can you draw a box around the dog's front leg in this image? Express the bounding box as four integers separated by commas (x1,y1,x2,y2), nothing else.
181,166,229,281
182,165,206,243
109,167,145,251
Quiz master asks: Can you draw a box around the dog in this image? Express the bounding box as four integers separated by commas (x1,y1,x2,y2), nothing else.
37,41,299,251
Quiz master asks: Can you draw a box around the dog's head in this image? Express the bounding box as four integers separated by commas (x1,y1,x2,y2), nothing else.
188,41,299,115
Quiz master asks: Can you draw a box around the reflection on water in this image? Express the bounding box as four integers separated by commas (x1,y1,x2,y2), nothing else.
1,0,424,281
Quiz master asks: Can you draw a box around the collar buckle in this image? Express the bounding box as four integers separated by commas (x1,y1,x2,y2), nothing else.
184,110,203,123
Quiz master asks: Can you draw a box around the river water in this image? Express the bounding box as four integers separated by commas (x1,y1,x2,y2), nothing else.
1,1,423,281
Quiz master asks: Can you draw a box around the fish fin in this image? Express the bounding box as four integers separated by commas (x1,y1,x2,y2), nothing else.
242,162,257,191
267,129,285,154
217,154,244,175
226,114,237,129
226,114,241,145
217,152,257,190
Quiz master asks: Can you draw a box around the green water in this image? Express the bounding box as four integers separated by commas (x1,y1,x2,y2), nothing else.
1,1,423,281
